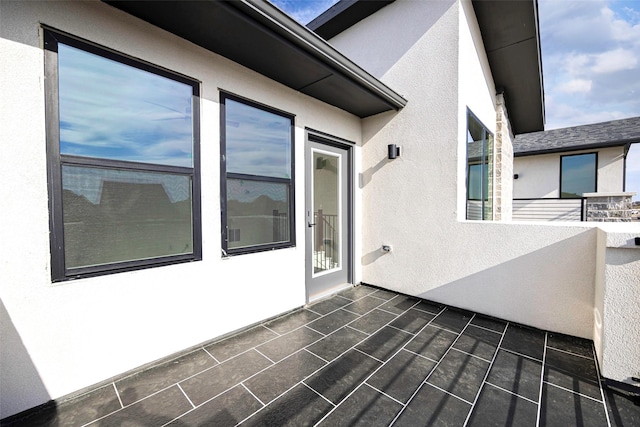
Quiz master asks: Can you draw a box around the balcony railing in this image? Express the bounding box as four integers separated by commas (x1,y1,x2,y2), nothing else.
313,210,338,272
512,198,585,222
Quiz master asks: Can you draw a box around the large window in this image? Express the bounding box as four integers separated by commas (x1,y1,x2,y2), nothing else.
221,94,295,255
466,110,493,220
560,153,597,198
44,29,201,281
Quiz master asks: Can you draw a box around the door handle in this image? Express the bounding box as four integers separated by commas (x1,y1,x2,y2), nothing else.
308,222,316,227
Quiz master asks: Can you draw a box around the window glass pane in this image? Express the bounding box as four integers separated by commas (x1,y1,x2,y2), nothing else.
58,44,194,167
62,166,193,269
561,154,596,198
225,99,291,179
313,151,341,274
226,179,290,249
466,112,493,220
468,164,484,200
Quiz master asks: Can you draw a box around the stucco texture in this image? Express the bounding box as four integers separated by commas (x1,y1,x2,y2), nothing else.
332,0,601,339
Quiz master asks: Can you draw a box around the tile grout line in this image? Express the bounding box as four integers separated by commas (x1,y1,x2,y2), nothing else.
303,381,337,407
201,346,220,364
462,322,509,426
484,381,539,405
592,346,612,427
213,295,390,426
304,347,330,364
449,346,495,364
365,383,406,406
386,323,419,336
219,295,414,426
262,324,283,336
253,348,276,365
403,348,438,364
541,380,606,403
426,382,475,405
466,322,504,335
112,382,124,409
546,345,596,360
177,383,196,409
310,295,428,426
345,323,372,336
501,346,544,363
535,331,548,427
389,308,473,426
81,382,190,427
240,383,266,407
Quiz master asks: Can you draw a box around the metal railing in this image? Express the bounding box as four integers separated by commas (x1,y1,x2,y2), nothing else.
512,198,586,222
314,210,338,271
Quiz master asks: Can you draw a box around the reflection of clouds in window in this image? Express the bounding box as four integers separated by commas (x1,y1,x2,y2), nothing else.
227,179,287,203
62,166,190,204
225,99,291,178
58,44,193,167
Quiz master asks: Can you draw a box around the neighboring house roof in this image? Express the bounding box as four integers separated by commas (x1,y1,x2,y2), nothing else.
513,116,640,157
103,0,407,118
309,0,545,135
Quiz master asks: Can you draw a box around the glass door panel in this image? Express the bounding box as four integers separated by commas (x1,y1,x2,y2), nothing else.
312,150,341,275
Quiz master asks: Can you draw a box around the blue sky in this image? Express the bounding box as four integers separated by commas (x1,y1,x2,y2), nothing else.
270,0,640,200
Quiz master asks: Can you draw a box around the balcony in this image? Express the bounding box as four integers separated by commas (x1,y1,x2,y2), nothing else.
513,192,638,222
4,285,637,426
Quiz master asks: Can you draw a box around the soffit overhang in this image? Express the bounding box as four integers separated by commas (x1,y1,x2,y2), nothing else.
102,0,406,118
472,0,545,135
308,0,395,39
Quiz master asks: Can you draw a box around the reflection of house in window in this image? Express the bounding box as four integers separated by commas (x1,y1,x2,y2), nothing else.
221,94,295,254
466,110,493,220
63,180,193,269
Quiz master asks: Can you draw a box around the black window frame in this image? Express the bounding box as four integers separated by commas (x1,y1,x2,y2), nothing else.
560,152,598,199
220,92,296,256
44,28,202,282
466,108,494,220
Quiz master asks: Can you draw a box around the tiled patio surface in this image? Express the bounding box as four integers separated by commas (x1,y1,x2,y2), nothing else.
4,284,639,426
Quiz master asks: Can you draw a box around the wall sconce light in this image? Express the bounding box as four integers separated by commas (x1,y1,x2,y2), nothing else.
513,174,519,179
388,144,400,159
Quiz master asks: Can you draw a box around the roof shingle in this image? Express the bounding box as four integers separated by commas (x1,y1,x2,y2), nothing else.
513,117,640,156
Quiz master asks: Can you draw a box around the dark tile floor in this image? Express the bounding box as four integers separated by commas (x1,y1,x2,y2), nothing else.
3,284,639,426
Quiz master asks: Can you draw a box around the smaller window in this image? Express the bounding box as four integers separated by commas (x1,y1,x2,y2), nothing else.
221,94,295,255
466,110,493,220
560,153,597,198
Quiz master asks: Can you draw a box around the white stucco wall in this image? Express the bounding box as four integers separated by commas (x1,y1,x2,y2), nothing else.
594,226,640,385
331,0,601,340
513,146,626,198
0,0,363,418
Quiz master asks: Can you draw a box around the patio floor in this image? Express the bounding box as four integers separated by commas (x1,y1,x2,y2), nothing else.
4,284,639,426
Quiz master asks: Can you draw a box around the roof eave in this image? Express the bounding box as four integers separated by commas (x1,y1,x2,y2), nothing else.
472,0,545,135
102,0,406,118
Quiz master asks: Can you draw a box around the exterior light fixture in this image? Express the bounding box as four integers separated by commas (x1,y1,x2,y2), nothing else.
388,144,400,159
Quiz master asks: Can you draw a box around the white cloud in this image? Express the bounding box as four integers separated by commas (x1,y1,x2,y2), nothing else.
539,0,640,129
543,95,629,130
591,48,638,73
558,79,592,93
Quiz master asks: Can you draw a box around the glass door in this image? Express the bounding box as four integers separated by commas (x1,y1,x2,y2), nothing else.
305,135,351,302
